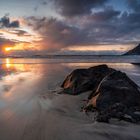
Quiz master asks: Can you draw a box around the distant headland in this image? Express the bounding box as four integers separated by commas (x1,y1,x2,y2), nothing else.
124,44,140,55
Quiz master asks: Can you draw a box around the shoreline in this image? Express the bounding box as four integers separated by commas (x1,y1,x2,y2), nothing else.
0,56,140,64
0,55,140,59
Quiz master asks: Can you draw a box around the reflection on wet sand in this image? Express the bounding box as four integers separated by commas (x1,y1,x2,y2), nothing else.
4,58,33,72
0,59,41,102
0,59,70,104
0,60,140,140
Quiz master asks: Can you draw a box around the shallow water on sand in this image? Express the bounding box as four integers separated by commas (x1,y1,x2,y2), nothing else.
0,58,140,140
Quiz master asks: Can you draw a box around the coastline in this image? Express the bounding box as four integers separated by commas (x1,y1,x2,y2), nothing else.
0,61,140,140
0,55,140,64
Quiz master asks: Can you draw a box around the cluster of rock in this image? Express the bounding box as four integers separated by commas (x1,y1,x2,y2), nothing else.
60,65,140,123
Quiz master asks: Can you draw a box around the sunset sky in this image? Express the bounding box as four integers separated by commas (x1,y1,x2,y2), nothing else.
0,0,140,56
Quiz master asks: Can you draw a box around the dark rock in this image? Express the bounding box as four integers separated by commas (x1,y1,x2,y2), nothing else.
132,63,140,66
85,71,140,123
61,65,115,95
61,64,140,123
124,43,140,55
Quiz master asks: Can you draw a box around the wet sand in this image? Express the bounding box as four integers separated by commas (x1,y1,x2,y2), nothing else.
0,61,140,140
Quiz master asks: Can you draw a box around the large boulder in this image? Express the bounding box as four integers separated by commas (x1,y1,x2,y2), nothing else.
61,65,115,95
61,65,140,123
85,71,140,123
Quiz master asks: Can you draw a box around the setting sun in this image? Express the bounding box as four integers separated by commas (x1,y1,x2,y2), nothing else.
5,47,12,51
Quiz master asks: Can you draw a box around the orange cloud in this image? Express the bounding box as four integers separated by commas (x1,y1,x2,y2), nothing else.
64,44,133,52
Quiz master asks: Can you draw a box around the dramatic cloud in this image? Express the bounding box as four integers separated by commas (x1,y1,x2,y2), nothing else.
0,15,20,28
0,0,140,55
51,0,108,17
10,29,32,37
27,17,88,51
127,0,140,12
26,1,140,53
90,6,121,22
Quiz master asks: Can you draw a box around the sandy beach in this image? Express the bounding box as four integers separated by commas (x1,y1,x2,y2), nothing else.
0,60,140,140
0,0,140,138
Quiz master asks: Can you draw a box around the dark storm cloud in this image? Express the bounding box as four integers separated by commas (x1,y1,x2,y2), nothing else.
26,0,140,51
0,15,19,28
127,0,140,12
12,29,32,37
27,17,88,51
27,8,140,52
26,8,121,52
52,0,108,17
90,6,121,22
84,10,140,44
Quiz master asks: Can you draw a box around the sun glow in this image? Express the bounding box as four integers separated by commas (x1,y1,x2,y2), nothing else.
3,42,35,54
5,47,12,52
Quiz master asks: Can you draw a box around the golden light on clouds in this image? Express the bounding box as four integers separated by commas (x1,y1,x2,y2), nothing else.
65,45,132,52
3,42,37,54
0,23,42,54
12,43,34,50
0,25,42,43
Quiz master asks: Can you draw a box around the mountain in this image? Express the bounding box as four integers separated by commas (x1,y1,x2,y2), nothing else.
125,44,140,55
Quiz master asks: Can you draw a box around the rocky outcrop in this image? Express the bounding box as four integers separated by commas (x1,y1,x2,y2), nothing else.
124,44,140,55
85,71,140,123
61,65,115,96
61,65,140,123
